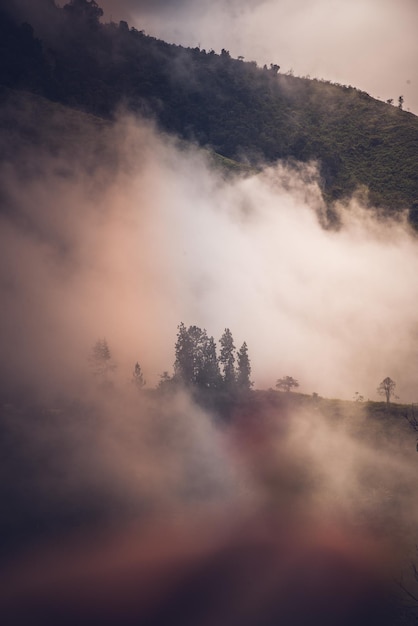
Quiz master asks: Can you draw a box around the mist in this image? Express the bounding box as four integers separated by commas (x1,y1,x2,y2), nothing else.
1,106,418,401
1,100,418,623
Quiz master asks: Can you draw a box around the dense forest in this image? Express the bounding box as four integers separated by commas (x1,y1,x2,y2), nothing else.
1,0,418,222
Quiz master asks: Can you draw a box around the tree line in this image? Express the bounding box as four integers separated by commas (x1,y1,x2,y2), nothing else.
91,331,401,407
171,323,252,392
90,323,253,394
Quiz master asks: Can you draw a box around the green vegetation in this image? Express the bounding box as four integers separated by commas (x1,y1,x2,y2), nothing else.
170,324,251,394
1,0,418,222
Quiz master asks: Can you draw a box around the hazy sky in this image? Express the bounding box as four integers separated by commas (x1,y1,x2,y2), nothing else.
97,0,418,115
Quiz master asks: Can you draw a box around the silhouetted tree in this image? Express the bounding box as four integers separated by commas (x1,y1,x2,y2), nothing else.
219,328,236,390
132,362,146,389
174,323,221,389
236,342,253,391
377,377,396,404
198,335,222,389
174,322,195,385
276,376,299,393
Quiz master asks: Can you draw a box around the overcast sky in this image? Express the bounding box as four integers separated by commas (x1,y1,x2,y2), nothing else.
96,0,418,115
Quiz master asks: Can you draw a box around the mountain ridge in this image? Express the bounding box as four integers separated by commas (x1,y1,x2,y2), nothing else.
1,0,417,222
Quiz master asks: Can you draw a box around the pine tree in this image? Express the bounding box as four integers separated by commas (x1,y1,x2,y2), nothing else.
219,328,236,390
132,362,146,389
174,322,195,385
174,323,221,388
236,341,253,391
199,335,221,389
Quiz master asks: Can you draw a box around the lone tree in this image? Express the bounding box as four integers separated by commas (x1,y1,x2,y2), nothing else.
236,342,253,391
132,362,146,389
377,377,396,404
276,376,299,393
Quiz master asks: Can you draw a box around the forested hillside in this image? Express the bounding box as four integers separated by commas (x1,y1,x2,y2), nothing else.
1,0,418,222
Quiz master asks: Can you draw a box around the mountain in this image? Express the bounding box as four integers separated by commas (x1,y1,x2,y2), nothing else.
1,0,418,223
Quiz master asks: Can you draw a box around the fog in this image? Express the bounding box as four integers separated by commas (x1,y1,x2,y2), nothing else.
1,102,418,623
1,109,418,401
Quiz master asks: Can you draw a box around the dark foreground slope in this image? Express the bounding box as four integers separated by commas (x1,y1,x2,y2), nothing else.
1,0,418,220
0,386,417,625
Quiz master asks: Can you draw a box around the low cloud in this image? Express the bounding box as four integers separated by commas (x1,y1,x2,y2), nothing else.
1,105,418,402
1,16,418,623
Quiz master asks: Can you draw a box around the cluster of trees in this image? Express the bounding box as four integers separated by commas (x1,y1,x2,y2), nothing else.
89,324,252,393
170,324,252,392
90,337,402,409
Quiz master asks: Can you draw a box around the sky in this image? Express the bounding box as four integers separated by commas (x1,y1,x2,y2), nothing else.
96,0,418,116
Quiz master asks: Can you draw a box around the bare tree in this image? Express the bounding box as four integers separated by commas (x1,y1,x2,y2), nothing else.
377,377,396,404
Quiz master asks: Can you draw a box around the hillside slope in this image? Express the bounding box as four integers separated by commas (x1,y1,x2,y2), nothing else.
1,0,417,221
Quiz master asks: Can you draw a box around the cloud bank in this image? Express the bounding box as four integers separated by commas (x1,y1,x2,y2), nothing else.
1,98,418,622
1,101,418,401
